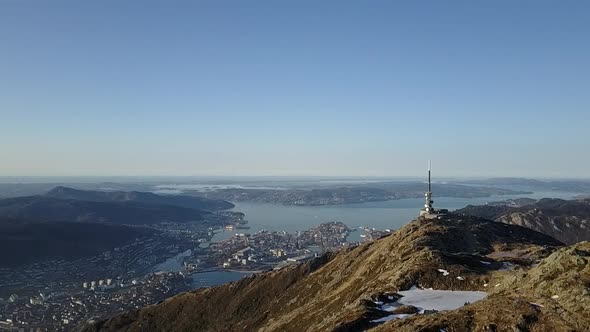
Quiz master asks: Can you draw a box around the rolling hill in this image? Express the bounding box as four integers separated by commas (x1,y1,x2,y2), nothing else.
0,218,157,267
0,195,210,225
45,186,234,211
0,186,237,225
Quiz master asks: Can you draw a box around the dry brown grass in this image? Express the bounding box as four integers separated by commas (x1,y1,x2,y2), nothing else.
84,215,585,332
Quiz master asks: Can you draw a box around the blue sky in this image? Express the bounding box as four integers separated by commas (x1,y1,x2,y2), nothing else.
1,1,588,177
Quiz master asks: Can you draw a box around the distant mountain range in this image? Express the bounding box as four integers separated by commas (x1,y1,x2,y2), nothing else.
46,186,234,210
0,195,209,224
191,182,531,206
457,198,590,245
0,186,234,225
0,187,235,268
458,177,590,192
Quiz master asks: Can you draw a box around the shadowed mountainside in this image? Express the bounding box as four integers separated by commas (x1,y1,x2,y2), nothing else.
0,218,156,267
0,195,210,224
0,187,235,267
83,214,590,332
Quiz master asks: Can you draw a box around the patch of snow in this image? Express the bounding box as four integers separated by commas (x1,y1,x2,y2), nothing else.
456,276,465,281
380,304,397,311
494,283,501,287
396,288,487,312
437,269,450,276
480,261,492,265
551,295,559,299
371,287,487,324
530,302,544,308
483,283,489,287
370,313,410,323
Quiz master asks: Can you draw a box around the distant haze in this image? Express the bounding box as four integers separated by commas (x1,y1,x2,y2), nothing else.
1,1,588,178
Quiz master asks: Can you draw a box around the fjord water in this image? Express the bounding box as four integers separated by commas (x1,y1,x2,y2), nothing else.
213,190,580,242
199,190,579,287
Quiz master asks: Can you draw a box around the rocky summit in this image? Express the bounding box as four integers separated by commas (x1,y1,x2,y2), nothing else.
85,214,590,332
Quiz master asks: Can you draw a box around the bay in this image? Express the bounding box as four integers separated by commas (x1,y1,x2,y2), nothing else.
195,190,579,287
212,190,581,242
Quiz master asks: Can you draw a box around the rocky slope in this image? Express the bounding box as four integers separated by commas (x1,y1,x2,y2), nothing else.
458,198,590,245
83,214,590,332
373,241,590,331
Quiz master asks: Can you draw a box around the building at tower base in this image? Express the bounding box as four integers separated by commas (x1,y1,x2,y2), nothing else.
419,161,448,218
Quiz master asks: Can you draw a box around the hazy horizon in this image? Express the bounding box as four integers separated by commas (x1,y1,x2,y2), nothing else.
2,1,588,178
0,174,589,185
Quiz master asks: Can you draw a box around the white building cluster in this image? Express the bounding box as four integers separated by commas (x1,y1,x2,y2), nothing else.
82,278,114,290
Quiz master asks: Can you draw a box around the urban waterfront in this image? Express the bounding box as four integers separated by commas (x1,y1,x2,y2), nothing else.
212,190,580,243
1,188,582,330
195,190,582,288
152,250,251,288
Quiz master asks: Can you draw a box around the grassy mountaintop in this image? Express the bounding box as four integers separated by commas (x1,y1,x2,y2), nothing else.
83,214,590,332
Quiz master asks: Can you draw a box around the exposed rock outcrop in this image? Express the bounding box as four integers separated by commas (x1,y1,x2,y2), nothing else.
458,198,590,245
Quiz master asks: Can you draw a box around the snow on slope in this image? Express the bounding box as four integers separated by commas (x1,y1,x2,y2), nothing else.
372,286,487,323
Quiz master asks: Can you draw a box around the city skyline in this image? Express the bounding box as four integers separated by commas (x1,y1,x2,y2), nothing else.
1,1,589,177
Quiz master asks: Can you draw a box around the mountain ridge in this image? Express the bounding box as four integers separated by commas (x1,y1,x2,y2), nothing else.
0,186,237,225
83,214,587,332
46,186,234,211
457,198,590,245
0,195,210,225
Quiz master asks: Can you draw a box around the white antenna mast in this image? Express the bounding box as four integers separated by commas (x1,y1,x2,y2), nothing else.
420,160,434,216
428,160,431,192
